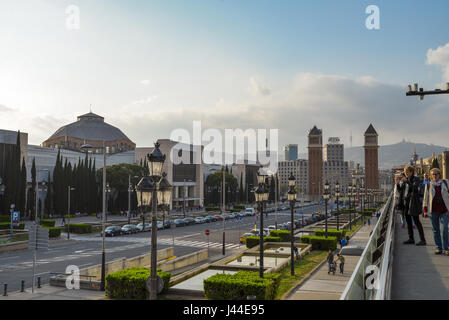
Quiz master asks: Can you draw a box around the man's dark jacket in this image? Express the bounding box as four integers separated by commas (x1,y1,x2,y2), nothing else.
404,175,423,216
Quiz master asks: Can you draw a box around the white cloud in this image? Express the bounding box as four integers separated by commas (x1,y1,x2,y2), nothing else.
140,80,151,86
426,42,449,83
249,77,271,97
0,104,14,112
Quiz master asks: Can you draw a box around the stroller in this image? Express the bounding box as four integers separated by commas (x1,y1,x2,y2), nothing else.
328,262,337,275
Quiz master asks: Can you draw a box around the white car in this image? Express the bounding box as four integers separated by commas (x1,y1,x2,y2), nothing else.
245,208,255,216
137,222,151,232
267,225,276,231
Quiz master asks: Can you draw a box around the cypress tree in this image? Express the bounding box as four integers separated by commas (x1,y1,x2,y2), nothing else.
45,171,52,216
431,158,440,170
19,158,27,216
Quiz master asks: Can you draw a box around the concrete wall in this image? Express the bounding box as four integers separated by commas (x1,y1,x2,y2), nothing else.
157,249,208,272
80,247,174,279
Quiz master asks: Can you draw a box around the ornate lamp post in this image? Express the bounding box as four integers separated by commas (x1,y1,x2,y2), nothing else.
323,181,330,238
287,173,297,276
255,169,269,278
360,180,365,212
335,181,340,231
136,142,172,300
348,183,353,230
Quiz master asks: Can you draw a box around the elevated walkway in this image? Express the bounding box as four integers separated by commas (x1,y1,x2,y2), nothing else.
391,214,449,299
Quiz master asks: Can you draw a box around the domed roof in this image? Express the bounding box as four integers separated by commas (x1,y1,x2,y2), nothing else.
46,112,133,142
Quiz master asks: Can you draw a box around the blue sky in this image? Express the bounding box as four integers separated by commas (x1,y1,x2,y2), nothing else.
1,0,449,152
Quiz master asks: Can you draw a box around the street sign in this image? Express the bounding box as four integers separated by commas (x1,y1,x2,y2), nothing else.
12,211,20,226
300,211,304,215
146,275,164,294
205,229,210,236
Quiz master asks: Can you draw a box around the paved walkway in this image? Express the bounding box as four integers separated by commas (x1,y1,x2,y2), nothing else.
287,217,375,300
391,213,449,300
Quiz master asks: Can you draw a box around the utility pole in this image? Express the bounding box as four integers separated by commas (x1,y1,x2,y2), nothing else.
222,167,226,255
406,82,449,100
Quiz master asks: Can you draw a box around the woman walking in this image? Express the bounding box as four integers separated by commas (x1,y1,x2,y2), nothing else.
423,168,449,255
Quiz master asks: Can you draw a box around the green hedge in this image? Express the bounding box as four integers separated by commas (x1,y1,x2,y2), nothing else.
204,271,281,300
314,229,346,240
64,223,92,234
105,267,171,299
0,215,11,223
245,236,282,248
341,209,355,214
0,222,25,230
269,230,292,242
300,236,337,251
40,219,56,227
233,205,246,210
43,226,61,238
205,207,221,212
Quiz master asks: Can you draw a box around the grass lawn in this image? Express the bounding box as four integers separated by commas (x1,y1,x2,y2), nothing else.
343,215,370,237
274,250,328,300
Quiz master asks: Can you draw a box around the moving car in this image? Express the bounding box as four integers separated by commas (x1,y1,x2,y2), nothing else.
204,216,216,223
214,215,223,221
240,232,254,244
163,219,172,229
104,226,122,237
182,217,195,226
121,224,139,234
245,208,255,216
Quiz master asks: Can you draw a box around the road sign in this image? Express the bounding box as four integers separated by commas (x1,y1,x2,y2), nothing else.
205,229,210,236
300,211,304,215
146,275,164,294
12,211,20,226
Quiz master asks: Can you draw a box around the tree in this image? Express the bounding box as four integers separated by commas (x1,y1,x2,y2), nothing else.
205,171,238,206
45,171,52,216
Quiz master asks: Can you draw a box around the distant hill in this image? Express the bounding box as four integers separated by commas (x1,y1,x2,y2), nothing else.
299,140,449,169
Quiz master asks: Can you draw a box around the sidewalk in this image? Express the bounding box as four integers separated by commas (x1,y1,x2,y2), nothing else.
286,217,375,300
391,214,449,300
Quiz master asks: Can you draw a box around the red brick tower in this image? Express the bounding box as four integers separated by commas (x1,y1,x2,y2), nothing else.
364,124,379,189
308,126,323,199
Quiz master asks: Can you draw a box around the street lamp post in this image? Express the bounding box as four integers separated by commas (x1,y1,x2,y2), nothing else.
335,181,340,231
136,142,172,300
0,177,5,214
81,142,107,291
222,167,226,255
287,173,297,276
323,181,330,238
67,186,75,240
255,170,269,278
348,183,353,230
360,182,365,212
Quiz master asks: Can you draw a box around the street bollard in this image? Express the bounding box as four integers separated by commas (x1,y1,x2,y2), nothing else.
21,280,25,292
3,284,7,296
37,277,41,289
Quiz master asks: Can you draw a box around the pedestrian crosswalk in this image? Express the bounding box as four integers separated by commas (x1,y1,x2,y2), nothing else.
66,234,241,250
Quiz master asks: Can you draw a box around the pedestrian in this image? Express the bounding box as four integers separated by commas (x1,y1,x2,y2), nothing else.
345,235,350,245
394,173,406,228
340,237,347,248
423,168,449,255
336,253,345,274
368,218,371,226
327,249,334,274
62,215,66,226
403,165,426,246
294,246,299,259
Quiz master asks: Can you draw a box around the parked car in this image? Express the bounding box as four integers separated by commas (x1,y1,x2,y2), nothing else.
157,221,164,230
237,211,245,218
183,217,195,226
204,215,216,223
249,229,269,237
121,224,139,235
245,208,255,216
137,222,151,232
194,217,206,224
267,225,276,231
226,213,236,219
163,219,172,229
104,226,122,237
173,219,186,227
214,215,223,221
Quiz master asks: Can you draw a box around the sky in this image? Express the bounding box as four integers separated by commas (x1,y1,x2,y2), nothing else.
1,0,449,156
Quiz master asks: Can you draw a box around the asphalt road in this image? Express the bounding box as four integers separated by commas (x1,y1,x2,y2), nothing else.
0,203,331,292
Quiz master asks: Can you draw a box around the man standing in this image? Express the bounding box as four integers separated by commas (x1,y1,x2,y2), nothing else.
403,165,426,246
327,249,334,274
423,168,449,255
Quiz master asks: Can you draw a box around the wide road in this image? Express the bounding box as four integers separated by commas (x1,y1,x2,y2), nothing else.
0,202,333,293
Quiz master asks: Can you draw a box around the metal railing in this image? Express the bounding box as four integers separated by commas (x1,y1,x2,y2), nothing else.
340,190,395,300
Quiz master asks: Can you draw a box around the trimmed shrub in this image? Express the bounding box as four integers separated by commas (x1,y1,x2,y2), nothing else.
233,205,246,210
300,236,337,251
0,222,25,230
314,229,346,240
269,230,292,242
40,219,56,227
105,267,171,299
0,215,11,223
43,226,61,238
245,236,282,248
64,223,92,234
64,214,77,218
204,271,281,300
205,207,221,212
